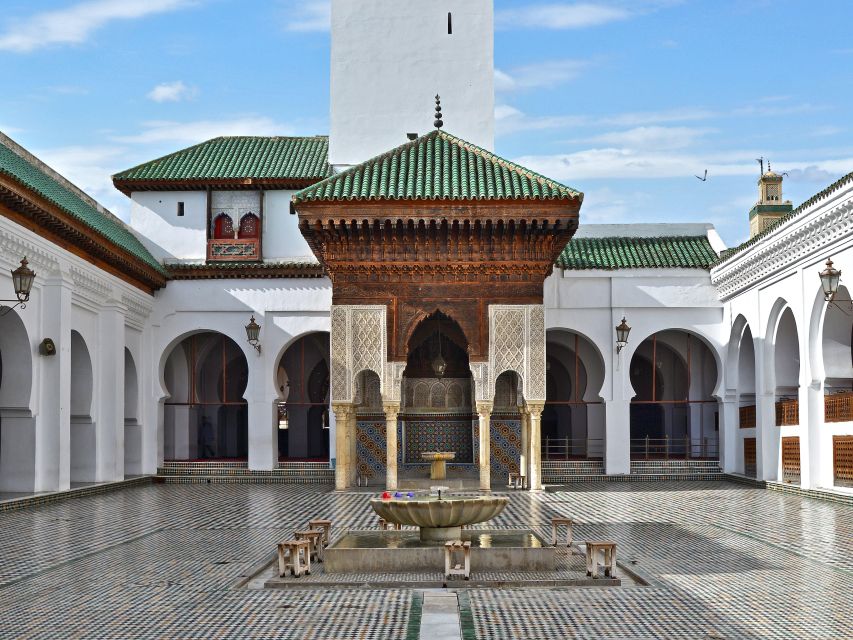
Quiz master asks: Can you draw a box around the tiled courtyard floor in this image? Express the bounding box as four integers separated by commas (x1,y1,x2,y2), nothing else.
0,481,850,639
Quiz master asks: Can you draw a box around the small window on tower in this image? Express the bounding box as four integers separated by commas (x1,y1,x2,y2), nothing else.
177,201,185,217
448,12,452,34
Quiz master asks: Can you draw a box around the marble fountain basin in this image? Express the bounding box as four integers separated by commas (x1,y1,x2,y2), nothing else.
369,494,509,541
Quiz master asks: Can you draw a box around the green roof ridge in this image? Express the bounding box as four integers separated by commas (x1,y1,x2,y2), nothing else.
557,235,719,270
113,135,332,183
292,130,582,203
0,134,164,275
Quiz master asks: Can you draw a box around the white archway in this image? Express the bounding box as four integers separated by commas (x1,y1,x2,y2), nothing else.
70,330,97,483
124,349,142,475
162,332,249,461
0,309,35,491
545,329,606,460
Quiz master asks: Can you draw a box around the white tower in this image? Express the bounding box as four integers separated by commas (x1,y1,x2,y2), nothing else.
329,0,495,169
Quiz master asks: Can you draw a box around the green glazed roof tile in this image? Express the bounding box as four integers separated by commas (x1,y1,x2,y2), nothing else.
557,236,719,270
0,139,164,274
114,136,331,182
292,130,581,203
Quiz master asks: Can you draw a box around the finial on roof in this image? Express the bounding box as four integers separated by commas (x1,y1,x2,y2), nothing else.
434,94,444,129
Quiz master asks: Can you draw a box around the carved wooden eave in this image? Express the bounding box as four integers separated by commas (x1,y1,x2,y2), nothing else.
112,177,320,197
294,198,581,362
0,175,166,293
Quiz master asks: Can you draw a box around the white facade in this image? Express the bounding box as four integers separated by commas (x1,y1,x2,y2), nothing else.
131,189,313,261
0,216,154,493
329,0,495,168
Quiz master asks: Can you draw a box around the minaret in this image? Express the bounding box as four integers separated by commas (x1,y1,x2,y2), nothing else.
749,160,793,237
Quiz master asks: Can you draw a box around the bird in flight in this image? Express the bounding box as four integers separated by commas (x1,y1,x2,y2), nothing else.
695,169,708,182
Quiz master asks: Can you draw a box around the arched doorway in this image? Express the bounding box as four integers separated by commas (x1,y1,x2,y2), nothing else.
400,311,474,479
629,330,719,460
0,309,34,492
70,330,96,482
821,286,853,488
544,330,605,460
276,333,330,461
491,370,522,480
737,323,757,476
124,349,142,475
773,308,800,483
162,332,249,461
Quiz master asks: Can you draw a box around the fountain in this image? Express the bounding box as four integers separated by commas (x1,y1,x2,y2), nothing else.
322,490,554,573
369,491,508,541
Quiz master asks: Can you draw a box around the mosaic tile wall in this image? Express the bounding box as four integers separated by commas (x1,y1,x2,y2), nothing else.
403,420,474,463
356,419,387,479
490,418,521,478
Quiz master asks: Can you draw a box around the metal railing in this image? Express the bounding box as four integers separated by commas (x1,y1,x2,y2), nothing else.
630,436,719,460
542,437,604,460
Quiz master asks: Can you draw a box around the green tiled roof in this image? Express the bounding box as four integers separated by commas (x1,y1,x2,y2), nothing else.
292,130,581,203
0,139,165,274
113,136,331,183
556,236,719,270
715,170,853,266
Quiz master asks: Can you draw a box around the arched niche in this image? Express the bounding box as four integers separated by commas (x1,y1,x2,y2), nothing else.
544,330,606,460
276,333,330,461
629,329,720,460
162,332,249,461
773,307,800,426
70,330,97,482
0,309,35,492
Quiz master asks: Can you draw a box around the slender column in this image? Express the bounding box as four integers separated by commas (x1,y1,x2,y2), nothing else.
520,405,530,483
477,401,493,491
332,403,351,490
349,408,358,485
718,396,738,474
756,390,778,481
604,399,631,475
384,402,400,490
527,402,545,490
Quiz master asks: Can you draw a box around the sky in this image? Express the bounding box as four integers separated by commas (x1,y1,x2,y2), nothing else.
1,0,852,248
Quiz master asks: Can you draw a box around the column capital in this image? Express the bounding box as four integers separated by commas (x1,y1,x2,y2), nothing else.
382,402,401,419
476,401,493,416
525,401,545,416
332,402,353,418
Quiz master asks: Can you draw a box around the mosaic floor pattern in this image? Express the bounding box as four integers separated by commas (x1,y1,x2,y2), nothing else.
0,481,850,638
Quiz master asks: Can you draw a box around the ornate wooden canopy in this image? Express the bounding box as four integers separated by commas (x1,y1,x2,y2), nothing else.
294,198,581,362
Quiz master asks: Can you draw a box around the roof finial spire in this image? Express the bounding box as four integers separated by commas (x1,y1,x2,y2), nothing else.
434,94,444,130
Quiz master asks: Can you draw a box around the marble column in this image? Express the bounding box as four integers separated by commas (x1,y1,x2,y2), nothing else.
527,402,545,490
332,403,351,490
477,401,493,491
348,408,358,486
520,405,530,484
384,402,400,490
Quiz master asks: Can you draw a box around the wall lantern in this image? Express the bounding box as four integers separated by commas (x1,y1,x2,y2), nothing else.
615,317,631,354
0,257,35,316
820,258,842,301
245,315,261,354
278,404,288,430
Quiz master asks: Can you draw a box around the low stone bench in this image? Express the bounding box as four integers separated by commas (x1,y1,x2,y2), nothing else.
277,540,312,577
308,519,333,546
551,517,574,547
294,530,325,563
378,517,402,531
444,540,471,580
585,541,616,578
507,472,527,489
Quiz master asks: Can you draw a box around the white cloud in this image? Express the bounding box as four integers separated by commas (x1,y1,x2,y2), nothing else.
495,60,588,93
0,0,197,53
285,1,330,32
147,81,197,103
113,116,294,145
571,126,713,150
496,3,630,29
514,148,853,182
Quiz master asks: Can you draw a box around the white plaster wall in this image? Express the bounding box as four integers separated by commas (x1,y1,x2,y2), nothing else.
329,0,494,167
263,190,314,259
130,191,207,260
